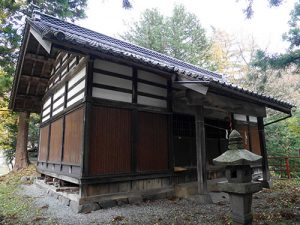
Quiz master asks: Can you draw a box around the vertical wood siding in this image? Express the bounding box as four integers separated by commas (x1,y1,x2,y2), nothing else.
48,118,63,162
63,107,84,164
137,112,169,172
88,106,132,175
38,125,49,161
250,124,261,155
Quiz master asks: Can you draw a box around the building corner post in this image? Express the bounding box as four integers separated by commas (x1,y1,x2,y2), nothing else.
195,106,212,203
257,117,272,188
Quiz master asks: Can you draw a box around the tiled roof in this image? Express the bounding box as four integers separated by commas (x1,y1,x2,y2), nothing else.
28,11,294,111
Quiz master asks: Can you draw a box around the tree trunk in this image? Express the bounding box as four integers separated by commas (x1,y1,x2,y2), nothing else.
13,112,30,171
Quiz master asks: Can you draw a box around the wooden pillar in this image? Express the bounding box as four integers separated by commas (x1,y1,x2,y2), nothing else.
13,112,30,170
257,117,271,188
195,106,209,195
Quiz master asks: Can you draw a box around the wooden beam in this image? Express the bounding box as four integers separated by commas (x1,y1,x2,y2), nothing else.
195,106,208,194
25,53,55,64
186,90,266,117
21,74,49,82
257,117,271,188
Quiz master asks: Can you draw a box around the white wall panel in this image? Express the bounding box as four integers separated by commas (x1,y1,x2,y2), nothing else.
42,107,51,117
93,73,132,90
137,95,167,108
67,92,84,107
43,98,51,109
69,57,77,67
234,114,247,122
67,80,85,99
68,67,86,88
54,86,65,100
92,87,132,103
53,97,64,109
94,59,132,77
138,82,167,97
52,106,64,116
138,70,167,85
42,115,50,122
249,116,258,123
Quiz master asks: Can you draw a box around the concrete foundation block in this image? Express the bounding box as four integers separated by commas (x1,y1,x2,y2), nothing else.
70,200,80,213
116,198,128,206
128,196,142,204
98,200,117,209
59,195,71,206
78,203,101,213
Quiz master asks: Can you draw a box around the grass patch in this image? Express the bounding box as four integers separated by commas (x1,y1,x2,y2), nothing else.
0,165,39,225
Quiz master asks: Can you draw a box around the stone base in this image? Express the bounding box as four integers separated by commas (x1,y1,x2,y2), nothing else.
230,193,253,225
35,179,174,213
218,181,262,194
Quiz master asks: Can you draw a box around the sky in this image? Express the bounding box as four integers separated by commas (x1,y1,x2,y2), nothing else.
77,0,298,54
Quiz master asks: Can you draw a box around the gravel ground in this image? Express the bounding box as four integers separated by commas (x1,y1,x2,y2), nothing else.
19,181,300,225
20,184,230,225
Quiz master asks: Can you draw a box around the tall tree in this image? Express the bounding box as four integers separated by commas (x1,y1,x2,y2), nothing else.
0,0,88,170
122,5,215,70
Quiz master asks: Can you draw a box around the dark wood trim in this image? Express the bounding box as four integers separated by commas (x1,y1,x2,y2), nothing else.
246,115,252,152
81,57,94,177
167,79,172,112
46,121,51,164
137,91,167,100
21,74,49,81
90,97,171,114
60,114,66,171
51,43,173,81
40,102,84,128
257,117,270,183
80,171,172,184
132,67,137,103
93,83,132,94
93,68,133,81
230,113,235,130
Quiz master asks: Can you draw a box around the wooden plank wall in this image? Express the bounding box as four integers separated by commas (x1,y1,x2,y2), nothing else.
48,118,63,162
88,106,132,175
250,124,261,155
234,114,261,154
38,125,49,161
137,112,169,172
63,108,84,165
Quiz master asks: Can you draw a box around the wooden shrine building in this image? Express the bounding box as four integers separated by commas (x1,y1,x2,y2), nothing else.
9,12,294,211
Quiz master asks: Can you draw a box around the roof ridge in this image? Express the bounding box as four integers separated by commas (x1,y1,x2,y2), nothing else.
32,11,223,80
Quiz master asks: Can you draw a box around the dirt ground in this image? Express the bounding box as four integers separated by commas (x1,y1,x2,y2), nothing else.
17,180,300,225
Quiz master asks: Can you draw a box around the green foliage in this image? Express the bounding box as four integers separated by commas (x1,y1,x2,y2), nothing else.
265,111,300,156
122,5,216,70
0,0,88,167
250,2,300,70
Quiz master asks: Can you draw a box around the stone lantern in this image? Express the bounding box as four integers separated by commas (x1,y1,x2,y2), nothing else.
213,130,263,225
